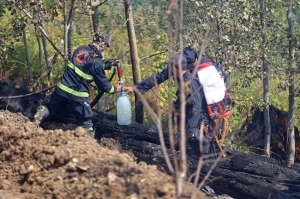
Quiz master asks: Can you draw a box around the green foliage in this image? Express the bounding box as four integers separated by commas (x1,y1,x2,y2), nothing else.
0,3,6,17
0,0,299,139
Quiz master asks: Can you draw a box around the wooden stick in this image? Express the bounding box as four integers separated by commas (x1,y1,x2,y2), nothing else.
213,133,226,158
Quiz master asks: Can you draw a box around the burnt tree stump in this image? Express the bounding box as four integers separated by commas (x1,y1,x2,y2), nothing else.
241,106,300,163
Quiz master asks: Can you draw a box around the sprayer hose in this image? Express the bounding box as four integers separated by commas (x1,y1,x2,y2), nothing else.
217,117,229,143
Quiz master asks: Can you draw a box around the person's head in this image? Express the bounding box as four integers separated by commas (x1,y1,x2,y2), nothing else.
92,32,110,52
168,53,188,77
183,47,198,69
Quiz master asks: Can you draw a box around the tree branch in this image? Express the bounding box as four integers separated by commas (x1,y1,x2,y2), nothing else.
0,85,55,99
140,51,168,62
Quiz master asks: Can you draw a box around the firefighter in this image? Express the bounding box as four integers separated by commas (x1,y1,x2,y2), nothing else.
33,32,122,137
170,54,213,154
125,53,215,155
125,48,230,155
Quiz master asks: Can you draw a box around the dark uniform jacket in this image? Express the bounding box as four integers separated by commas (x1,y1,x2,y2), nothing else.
55,44,116,102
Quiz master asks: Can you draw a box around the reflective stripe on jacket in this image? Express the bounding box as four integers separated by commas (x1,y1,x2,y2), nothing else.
68,62,94,80
57,82,89,98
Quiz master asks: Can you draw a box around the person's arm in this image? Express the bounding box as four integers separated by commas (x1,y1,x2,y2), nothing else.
132,66,172,94
91,61,121,93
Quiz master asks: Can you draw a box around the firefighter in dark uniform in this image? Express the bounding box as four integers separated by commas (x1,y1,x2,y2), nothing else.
33,32,122,137
125,48,229,155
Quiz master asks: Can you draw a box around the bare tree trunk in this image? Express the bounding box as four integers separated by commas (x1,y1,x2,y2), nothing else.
165,1,188,198
67,0,77,61
22,27,32,81
63,0,68,69
216,0,225,67
67,23,73,61
260,0,271,156
35,28,43,90
124,0,143,124
42,35,52,82
91,2,106,111
36,0,52,83
33,39,64,90
177,1,187,198
286,1,295,167
215,1,227,138
91,3,100,33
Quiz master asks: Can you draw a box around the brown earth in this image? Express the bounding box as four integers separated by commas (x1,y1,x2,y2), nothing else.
0,110,206,199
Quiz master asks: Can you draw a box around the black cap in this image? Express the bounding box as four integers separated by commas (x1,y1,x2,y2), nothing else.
183,47,198,65
93,32,110,47
167,54,188,70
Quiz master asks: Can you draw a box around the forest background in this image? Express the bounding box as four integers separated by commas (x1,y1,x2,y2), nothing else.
0,0,299,154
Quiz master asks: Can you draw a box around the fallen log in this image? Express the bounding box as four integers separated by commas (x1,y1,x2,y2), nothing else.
0,81,46,118
94,113,300,199
40,108,300,199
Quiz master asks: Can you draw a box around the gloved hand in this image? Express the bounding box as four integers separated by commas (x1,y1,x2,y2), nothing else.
111,60,121,66
103,59,121,70
225,92,235,107
230,98,235,107
226,97,235,107
186,132,195,139
115,83,122,92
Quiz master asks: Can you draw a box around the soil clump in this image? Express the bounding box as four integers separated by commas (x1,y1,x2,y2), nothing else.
0,110,204,199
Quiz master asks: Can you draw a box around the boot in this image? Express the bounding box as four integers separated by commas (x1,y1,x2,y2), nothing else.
84,127,95,138
33,105,49,123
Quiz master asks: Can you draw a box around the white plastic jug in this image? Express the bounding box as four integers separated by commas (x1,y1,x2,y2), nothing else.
117,90,132,125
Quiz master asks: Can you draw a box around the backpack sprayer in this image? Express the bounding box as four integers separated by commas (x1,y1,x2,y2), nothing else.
197,62,236,158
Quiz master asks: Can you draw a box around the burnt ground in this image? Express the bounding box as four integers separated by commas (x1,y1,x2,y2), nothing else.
0,110,207,199
1,81,300,199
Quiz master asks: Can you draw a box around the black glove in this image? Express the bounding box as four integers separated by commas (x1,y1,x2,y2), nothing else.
229,98,235,107
103,61,112,70
224,96,235,107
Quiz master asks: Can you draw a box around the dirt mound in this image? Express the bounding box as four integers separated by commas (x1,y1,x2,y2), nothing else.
0,110,204,199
